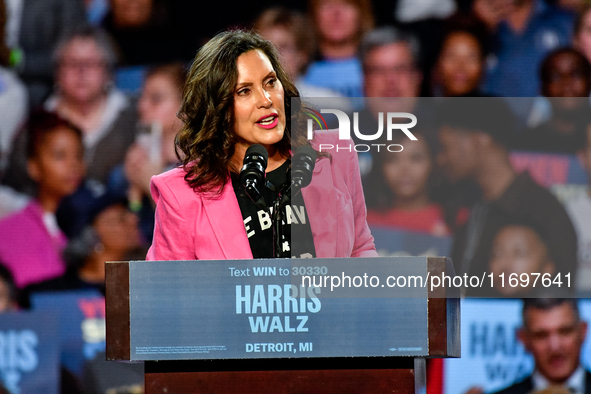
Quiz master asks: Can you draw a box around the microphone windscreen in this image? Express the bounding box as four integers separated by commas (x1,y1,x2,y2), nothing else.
294,146,317,168
244,144,268,165
240,144,268,189
292,146,317,187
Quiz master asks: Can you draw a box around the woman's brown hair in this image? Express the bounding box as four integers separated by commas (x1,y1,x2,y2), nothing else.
176,30,311,195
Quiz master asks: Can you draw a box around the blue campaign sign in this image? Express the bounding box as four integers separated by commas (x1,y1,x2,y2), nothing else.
31,289,105,377
370,226,452,258
0,311,59,394
445,299,591,393
128,258,431,361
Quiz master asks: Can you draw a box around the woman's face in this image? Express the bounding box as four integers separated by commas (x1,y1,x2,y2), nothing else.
316,0,361,44
489,225,554,295
94,204,141,255
57,38,110,104
232,50,286,152
438,32,483,96
138,73,183,135
382,138,432,201
27,127,85,198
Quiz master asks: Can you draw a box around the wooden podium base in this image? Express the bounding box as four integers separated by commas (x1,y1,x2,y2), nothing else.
144,358,425,394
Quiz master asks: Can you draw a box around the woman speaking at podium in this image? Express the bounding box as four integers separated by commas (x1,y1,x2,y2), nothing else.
146,30,376,261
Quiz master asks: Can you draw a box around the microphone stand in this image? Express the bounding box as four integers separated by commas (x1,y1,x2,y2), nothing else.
272,177,310,258
272,172,293,259
271,147,316,258
272,197,284,258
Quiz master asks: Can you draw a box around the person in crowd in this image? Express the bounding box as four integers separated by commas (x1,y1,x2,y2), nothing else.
3,0,86,108
355,26,442,176
357,25,421,169
473,0,574,97
107,63,186,242
492,299,590,393
0,110,85,288
359,25,479,231
22,193,143,304
33,25,138,239
254,7,346,100
101,0,189,66
147,30,376,261
1,26,137,237
361,26,423,100
565,121,591,291
574,4,591,64
372,0,455,96
433,15,490,97
44,25,137,186
301,0,374,97
436,98,577,293
371,0,455,95
364,130,449,236
488,215,556,297
517,47,591,154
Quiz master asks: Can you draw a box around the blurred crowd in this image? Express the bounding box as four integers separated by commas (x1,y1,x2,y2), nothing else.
1,0,591,392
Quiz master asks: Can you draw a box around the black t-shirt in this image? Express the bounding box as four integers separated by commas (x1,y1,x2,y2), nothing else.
230,159,316,259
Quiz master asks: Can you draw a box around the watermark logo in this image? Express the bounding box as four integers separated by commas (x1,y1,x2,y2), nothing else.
303,109,328,133
304,109,417,152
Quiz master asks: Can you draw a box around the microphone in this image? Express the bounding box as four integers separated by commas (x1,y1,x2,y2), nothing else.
270,146,316,258
278,146,317,209
291,146,317,188
240,144,268,210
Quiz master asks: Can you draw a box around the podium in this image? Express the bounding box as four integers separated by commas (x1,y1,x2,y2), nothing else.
106,257,460,393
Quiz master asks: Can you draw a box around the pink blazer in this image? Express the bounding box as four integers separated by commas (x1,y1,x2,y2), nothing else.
146,130,377,260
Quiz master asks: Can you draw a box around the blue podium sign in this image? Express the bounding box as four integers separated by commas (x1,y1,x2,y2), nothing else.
127,258,434,361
